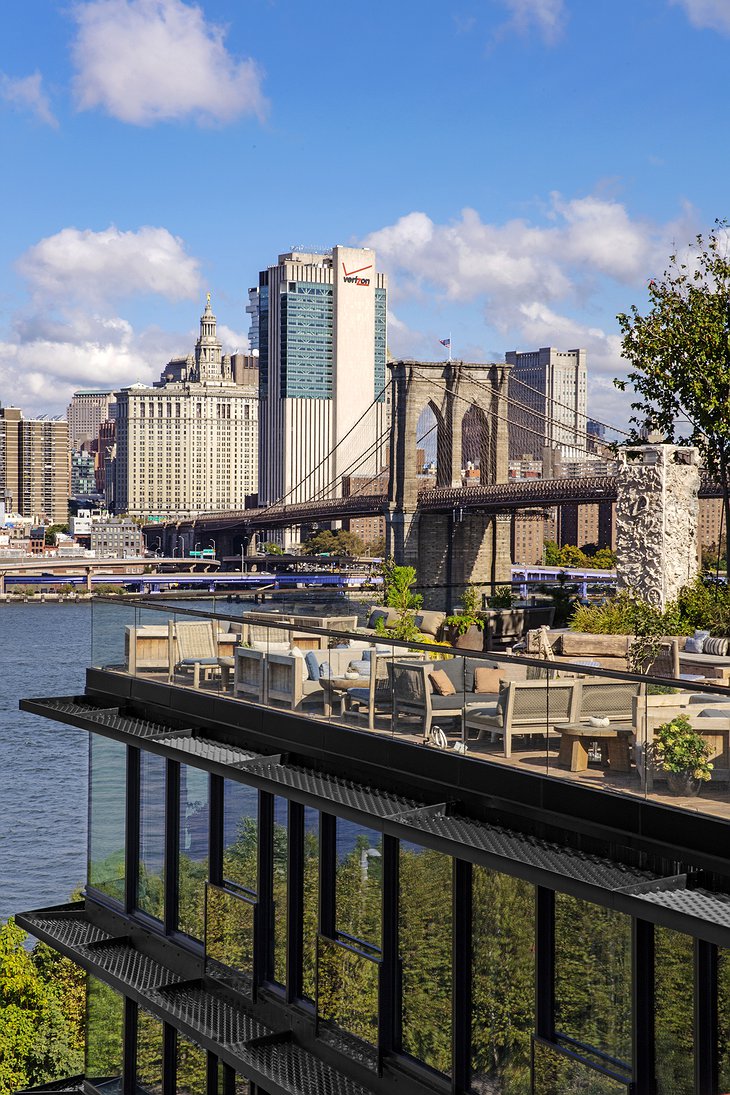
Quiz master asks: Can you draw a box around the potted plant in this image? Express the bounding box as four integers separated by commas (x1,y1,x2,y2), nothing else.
443,586,484,650
651,714,714,796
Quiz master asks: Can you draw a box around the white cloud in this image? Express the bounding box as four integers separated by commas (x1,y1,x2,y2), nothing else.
366,195,695,429
669,0,730,34
495,0,566,43
17,225,202,306
71,0,267,126
0,71,57,127
1,224,213,416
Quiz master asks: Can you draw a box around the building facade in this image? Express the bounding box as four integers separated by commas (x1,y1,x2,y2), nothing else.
71,450,97,496
66,390,116,450
0,405,70,524
16,611,730,1095
90,516,145,557
114,298,258,519
507,347,588,460
251,247,388,523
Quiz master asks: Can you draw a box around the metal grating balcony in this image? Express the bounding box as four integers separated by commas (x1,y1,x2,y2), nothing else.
240,759,419,817
159,732,259,767
76,938,183,991
148,981,268,1044
635,885,730,929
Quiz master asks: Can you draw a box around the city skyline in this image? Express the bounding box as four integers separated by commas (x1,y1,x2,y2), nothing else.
1,0,729,428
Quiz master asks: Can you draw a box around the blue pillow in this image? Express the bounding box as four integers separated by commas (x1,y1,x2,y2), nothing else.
305,651,321,681
349,659,370,677
684,638,704,654
319,661,335,679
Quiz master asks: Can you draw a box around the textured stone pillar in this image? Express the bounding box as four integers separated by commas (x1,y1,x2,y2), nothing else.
615,444,700,608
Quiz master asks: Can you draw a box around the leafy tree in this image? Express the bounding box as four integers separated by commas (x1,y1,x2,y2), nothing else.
591,547,616,569
616,221,730,573
558,544,587,568
260,541,284,555
44,523,69,547
0,919,83,1094
303,529,365,556
543,540,561,565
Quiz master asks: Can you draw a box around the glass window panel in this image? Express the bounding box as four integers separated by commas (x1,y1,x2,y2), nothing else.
176,1034,207,1095
273,796,288,985
136,1008,164,1095
554,894,631,1067
223,780,258,893
302,807,319,1001
317,936,379,1069
217,1063,250,1095
206,883,255,998
138,751,166,920
719,947,730,1091
399,841,452,1076
178,764,209,939
533,1039,630,1094
655,926,694,1095
336,820,381,951
86,975,124,1089
471,866,534,1093
88,735,126,903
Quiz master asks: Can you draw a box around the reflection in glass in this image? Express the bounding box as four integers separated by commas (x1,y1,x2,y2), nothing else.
336,819,381,950
176,1034,207,1095
399,841,452,1076
471,867,534,1094
273,795,288,985
178,764,209,939
719,947,730,1090
138,751,166,920
136,1008,164,1095
223,780,258,893
533,1039,630,1094
217,1063,251,1095
317,936,379,1060
302,807,319,1001
88,735,126,903
655,927,694,1095
206,883,255,997
554,894,631,1067
86,975,124,1088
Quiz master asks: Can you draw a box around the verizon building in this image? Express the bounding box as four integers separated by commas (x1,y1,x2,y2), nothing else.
250,246,388,518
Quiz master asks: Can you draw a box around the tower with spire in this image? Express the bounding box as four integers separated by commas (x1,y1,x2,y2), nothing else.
192,293,232,383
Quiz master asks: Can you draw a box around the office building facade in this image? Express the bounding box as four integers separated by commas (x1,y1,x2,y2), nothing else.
66,390,117,451
251,247,388,520
506,347,588,460
0,405,70,524
114,298,258,519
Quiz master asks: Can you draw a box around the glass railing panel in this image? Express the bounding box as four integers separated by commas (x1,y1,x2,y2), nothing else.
316,936,380,1068
91,597,137,671
205,883,256,999
532,1038,631,1094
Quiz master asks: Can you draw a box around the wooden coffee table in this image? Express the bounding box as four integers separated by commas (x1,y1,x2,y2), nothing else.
558,722,634,773
318,676,368,718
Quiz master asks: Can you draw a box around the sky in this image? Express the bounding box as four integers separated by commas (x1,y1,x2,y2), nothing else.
0,0,729,430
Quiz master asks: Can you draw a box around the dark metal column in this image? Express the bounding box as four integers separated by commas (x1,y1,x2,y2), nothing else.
287,800,304,1003
695,938,718,1095
164,760,179,935
633,918,656,1095
535,887,554,1042
125,746,140,914
453,858,472,1093
257,791,274,986
380,833,399,1060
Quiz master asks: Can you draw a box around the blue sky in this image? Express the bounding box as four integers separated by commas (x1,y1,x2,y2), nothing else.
1,0,729,428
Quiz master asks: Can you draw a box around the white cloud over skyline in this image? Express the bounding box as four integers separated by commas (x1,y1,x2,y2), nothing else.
495,0,566,43
0,71,57,127
70,0,267,126
669,0,730,34
0,224,249,416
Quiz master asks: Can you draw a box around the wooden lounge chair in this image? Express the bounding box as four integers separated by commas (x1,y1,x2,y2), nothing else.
169,620,234,690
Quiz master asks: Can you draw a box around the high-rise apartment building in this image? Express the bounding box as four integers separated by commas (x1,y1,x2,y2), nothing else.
114,297,258,518
66,390,116,450
250,247,388,517
506,347,588,460
0,405,70,523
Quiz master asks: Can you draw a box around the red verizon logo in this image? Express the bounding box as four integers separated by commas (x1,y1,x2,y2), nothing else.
342,262,373,286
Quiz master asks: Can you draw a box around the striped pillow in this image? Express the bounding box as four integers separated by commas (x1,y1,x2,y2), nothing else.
703,636,729,657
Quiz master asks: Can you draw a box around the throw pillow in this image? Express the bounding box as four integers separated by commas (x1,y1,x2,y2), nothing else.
704,637,729,657
430,669,456,696
684,638,704,654
305,651,321,681
290,647,308,684
348,659,370,677
474,667,503,694
319,661,334,679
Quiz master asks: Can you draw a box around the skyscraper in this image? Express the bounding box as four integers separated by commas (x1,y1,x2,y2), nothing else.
114,297,258,518
0,405,70,523
250,247,388,519
66,390,116,451
506,346,588,460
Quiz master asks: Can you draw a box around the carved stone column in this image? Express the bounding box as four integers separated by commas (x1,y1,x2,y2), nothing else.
615,444,700,608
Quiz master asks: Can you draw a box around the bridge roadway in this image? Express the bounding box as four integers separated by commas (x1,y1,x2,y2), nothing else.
147,473,723,533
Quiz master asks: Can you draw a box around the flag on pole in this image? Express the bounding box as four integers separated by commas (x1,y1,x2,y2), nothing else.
439,338,451,347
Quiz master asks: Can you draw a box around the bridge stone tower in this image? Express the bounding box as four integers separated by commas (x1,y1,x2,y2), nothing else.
386,359,512,610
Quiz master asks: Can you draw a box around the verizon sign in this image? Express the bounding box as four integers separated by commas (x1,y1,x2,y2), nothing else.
342,261,372,286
